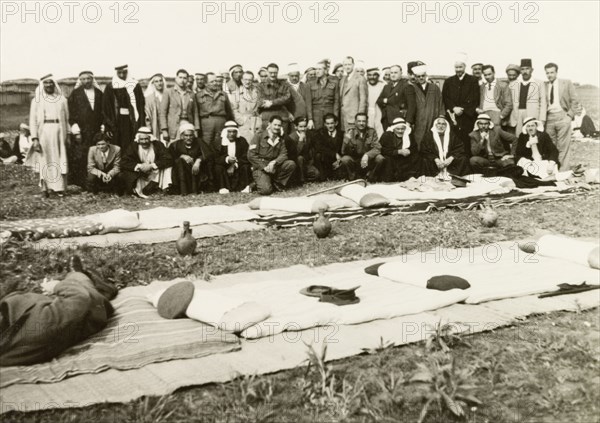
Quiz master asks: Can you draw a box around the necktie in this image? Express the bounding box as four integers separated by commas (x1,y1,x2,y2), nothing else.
488,83,492,91
550,83,555,104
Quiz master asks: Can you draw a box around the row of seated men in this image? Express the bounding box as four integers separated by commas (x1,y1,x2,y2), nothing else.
85,111,562,197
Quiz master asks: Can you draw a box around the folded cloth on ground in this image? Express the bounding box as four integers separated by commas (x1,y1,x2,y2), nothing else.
338,184,390,208
248,197,328,213
363,179,511,202
0,283,240,388
0,216,104,240
584,168,600,184
531,234,600,269
136,206,259,230
400,176,456,192
87,209,140,233
368,243,599,304
310,194,359,209
148,284,271,333
181,270,468,339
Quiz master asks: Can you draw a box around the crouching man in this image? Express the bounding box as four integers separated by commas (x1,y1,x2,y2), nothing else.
215,121,252,194
121,127,173,198
169,122,208,195
248,115,296,195
87,132,122,194
339,113,385,182
0,256,117,366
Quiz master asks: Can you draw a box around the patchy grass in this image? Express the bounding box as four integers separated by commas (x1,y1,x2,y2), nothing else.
1,109,599,421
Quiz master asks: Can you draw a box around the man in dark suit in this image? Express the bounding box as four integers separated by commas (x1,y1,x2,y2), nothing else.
69,70,104,188
376,65,416,130
442,55,481,156
312,113,344,181
86,132,122,194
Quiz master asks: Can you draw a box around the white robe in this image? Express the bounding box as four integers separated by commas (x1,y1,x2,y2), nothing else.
367,81,385,137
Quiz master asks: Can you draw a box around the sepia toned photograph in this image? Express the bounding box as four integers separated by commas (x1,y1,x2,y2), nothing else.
0,1,599,421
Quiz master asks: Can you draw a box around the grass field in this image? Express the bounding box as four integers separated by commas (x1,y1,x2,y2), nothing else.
1,88,599,423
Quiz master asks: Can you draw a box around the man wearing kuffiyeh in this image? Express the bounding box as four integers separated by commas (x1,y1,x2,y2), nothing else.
379,117,420,182
120,127,173,198
102,65,145,150
68,70,104,189
144,73,167,142
27,74,70,197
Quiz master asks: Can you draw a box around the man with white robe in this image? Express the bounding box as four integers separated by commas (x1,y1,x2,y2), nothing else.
366,67,385,137
102,65,145,150
27,74,70,196
144,73,167,143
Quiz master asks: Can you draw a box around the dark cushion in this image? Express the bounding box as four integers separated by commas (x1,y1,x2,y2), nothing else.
364,263,385,276
157,281,195,319
426,275,471,291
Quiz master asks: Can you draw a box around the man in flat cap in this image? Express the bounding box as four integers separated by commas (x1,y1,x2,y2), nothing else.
68,70,103,189
504,64,521,134
332,63,344,81
366,67,385,137
102,65,145,151
160,69,197,144
514,58,547,135
442,53,480,156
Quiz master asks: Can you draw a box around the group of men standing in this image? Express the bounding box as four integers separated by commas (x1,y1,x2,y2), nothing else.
25,54,578,197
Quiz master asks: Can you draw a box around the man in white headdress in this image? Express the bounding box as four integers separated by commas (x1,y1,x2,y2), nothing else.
379,117,420,182
120,127,173,198
27,74,70,197
144,73,167,142
68,70,103,188
366,67,385,137
102,65,145,150
226,64,244,101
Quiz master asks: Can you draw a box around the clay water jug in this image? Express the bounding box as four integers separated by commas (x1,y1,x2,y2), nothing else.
313,208,332,239
478,199,498,228
176,221,197,255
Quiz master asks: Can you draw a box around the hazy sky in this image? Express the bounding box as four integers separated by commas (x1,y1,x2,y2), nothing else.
1,0,599,84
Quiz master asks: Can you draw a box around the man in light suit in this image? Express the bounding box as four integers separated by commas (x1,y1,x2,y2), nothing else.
476,65,513,127
544,62,578,170
160,69,197,145
514,59,547,135
87,133,122,194
338,56,368,131
503,64,521,134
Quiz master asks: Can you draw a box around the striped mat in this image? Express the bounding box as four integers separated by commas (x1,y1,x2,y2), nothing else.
254,188,590,228
0,280,240,388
